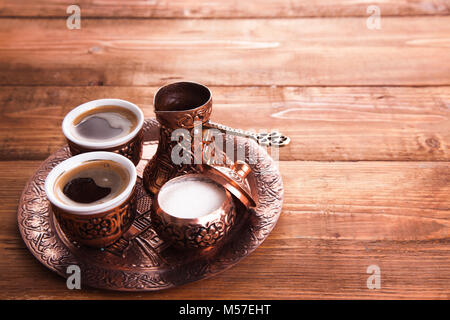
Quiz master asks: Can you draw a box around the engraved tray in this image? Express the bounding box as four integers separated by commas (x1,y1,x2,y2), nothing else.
17,119,283,291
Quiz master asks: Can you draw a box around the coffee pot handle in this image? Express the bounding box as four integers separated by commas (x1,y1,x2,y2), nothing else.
205,121,290,147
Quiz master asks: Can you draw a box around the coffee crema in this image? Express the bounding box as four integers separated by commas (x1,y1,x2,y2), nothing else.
54,159,130,206
71,106,138,142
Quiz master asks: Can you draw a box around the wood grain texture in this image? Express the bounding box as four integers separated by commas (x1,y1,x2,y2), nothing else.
0,4,449,300
1,17,450,86
0,86,448,161
1,160,448,299
0,0,449,18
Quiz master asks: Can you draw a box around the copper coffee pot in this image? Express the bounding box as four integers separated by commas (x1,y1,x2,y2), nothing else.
143,81,290,195
143,82,213,194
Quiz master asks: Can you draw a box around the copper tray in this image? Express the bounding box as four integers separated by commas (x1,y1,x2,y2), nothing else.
17,119,283,291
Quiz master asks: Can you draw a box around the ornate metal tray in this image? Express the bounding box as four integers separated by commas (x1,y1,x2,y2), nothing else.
17,119,283,291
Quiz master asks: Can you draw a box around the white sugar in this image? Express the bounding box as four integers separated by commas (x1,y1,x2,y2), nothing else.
158,178,226,218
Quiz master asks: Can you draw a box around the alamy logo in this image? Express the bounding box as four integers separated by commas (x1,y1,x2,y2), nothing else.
66,5,81,30
366,5,381,30
169,121,280,169
366,265,381,289
66,265,81,289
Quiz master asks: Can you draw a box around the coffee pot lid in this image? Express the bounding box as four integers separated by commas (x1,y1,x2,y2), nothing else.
199,160,256,208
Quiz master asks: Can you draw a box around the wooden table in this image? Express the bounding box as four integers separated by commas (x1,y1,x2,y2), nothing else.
0,0,449,300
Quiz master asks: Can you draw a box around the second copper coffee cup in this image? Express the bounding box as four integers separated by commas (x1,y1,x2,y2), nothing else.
62,99,144,166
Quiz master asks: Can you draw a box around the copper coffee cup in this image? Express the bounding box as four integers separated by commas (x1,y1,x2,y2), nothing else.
151,174,236,249
62,99,145,166
44,152,137,248
151,161,256,249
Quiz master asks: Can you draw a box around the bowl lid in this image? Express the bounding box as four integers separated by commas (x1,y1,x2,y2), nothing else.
199,160,256,208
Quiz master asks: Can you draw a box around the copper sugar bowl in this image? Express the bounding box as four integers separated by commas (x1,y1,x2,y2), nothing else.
151,160,256,249
143,81,212,195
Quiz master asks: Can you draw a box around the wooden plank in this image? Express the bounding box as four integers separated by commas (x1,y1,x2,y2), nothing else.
0,86,449,161
0,0,448,18
279,161,450,225
1,17,450,86
1,160,449,299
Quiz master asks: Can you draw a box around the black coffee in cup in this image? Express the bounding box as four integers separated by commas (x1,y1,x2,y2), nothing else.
71,106,138,142
54,160,130,206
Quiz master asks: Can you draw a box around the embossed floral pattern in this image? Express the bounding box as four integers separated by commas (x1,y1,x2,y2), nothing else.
152,199,236,249
67,129,144,166
52,191,136,247
144,100,212,194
